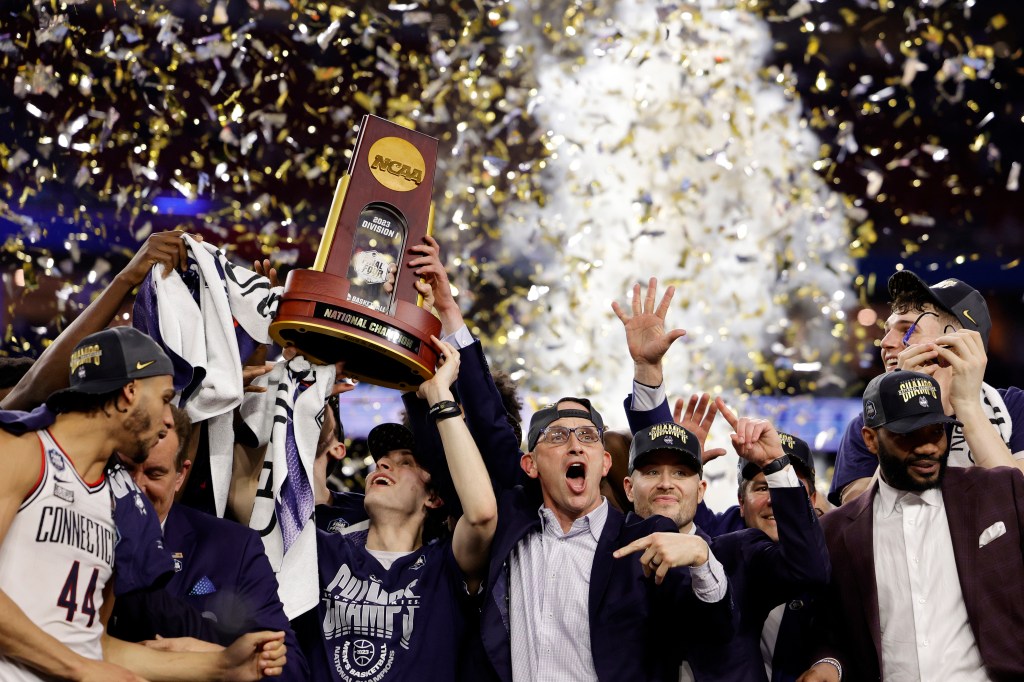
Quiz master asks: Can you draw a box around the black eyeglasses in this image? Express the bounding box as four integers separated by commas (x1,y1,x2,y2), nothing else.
901,311,938,346
901,311,958,346
537,425,603,445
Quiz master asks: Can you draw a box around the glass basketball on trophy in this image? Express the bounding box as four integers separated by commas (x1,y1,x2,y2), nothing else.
269,115,442,390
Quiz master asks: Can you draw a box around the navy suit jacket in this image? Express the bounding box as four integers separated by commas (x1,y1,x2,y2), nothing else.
818,466,1024,681
474,486,735,682
626,393,829,682
693,487,829,682
112,504,308,680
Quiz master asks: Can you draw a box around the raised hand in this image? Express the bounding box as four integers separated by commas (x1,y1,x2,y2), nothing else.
611,277,686,386
329,360,357,397
414,279,436,314
119,230,201,285
612,532,710,585
408,235,463,334
242,363,275,393
931,329,986,413
252,259,280,289
416,337,461,405
716,397,784,468
673,394,727,465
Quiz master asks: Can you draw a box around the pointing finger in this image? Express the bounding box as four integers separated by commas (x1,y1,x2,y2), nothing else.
716,397,739,430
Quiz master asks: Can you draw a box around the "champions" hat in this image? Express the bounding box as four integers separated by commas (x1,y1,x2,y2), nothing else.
862,369,960,434
46,327,173,407
629,422,702,476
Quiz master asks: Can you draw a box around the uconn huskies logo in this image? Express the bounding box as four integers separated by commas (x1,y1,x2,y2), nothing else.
334,638,394,682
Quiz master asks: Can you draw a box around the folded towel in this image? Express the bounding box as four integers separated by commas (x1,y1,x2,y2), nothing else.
240,355,334,618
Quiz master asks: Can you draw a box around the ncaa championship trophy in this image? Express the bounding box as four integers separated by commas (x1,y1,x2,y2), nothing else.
269,115,442,390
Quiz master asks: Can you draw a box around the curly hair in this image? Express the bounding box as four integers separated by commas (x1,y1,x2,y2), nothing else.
890,291,959,330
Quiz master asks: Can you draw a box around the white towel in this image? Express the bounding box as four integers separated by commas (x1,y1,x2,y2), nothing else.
240,355,334,618
148,235,282,516
948,382,1014,468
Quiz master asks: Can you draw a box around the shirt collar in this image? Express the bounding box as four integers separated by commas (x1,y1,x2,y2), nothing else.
538,498,609,542
877,476,943,517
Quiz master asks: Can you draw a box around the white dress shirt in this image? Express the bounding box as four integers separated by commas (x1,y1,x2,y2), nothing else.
872,479,991,682
510,501,607,682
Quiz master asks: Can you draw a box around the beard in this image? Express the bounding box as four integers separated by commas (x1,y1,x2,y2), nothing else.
876,439,948,492
121,405,154,464
633,492,697,531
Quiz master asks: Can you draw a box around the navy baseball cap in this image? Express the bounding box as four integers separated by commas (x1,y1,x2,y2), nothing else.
46,327,173,406
739,431,815,485
629,422,702,476
862,370,960,434
888,270,991,348
367,422,419,462
527,397,605,451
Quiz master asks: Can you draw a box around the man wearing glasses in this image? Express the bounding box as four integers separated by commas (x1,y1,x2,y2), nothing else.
829,271,1024,506
474,398,735,681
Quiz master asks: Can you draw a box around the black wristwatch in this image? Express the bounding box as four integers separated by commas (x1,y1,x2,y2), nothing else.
760,454,791,476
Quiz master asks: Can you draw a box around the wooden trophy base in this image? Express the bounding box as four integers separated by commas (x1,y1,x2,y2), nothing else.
269,269,441,391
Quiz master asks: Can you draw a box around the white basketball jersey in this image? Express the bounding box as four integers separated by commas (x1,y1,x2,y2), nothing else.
0,430,116,680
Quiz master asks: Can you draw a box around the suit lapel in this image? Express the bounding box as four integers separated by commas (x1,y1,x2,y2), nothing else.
842,487,883,658
163,506,198,580
588,507,623,618
943,469,980,631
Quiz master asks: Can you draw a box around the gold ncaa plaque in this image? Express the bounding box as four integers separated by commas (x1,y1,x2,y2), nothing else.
269,116,442,390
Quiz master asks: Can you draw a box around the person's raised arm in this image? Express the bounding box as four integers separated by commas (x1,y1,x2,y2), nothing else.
718,401,830,588
415,337,497,592
933,330,1024,473
408,235,465,337
403,235,523,488
611,277,686,390
2,231,197,412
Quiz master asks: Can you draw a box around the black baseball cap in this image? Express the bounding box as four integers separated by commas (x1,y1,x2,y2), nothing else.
888,270,991,348
629,422,702,476
862,370,960,434
739,431,815,485
527,397,605,451
46,327,174,407
367,422,419,463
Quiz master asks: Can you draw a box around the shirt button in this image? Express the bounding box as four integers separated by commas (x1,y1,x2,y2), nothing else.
918,597,926,604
